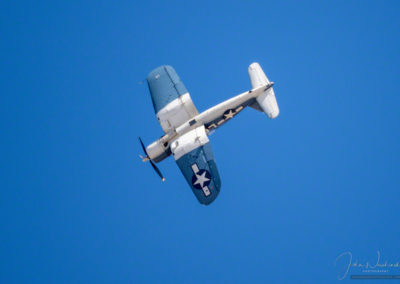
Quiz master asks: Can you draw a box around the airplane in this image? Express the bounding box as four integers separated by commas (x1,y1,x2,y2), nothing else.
139,62,279,205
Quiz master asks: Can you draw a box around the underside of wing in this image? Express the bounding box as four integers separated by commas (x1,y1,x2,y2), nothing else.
146,66,198,133
170,125,221,205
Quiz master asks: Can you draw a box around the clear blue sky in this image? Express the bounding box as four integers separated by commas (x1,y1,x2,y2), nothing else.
1,1,400,283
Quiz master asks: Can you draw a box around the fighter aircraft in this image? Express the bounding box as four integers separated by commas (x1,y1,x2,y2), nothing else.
139,62,279,205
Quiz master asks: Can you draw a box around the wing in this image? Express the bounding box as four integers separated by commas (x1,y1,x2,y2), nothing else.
170,125,221,205
146,65,199,133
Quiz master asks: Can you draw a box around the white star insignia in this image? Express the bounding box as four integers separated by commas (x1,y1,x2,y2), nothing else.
193,171,210,188
224,110,235,119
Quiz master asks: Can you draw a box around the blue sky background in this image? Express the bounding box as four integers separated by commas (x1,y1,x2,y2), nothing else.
1,1,400,283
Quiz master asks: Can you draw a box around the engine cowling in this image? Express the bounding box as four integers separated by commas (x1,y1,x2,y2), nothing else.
146,139,171,163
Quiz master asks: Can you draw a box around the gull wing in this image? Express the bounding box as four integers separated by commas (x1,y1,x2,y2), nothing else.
170,125,221,205
146,65,199,133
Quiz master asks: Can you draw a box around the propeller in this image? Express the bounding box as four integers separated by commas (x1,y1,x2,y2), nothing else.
138,137,165,182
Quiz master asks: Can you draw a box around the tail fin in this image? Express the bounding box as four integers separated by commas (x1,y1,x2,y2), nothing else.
248,62,279,119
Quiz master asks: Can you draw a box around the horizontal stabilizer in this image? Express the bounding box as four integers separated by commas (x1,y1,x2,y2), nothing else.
248,62,279,119
249,62,270,88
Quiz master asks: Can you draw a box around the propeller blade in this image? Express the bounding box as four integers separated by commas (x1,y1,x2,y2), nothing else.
150,160,165,182
138,136,165,182
138,137,148,156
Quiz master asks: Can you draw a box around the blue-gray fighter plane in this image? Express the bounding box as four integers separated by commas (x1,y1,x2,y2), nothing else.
139,63,279,205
